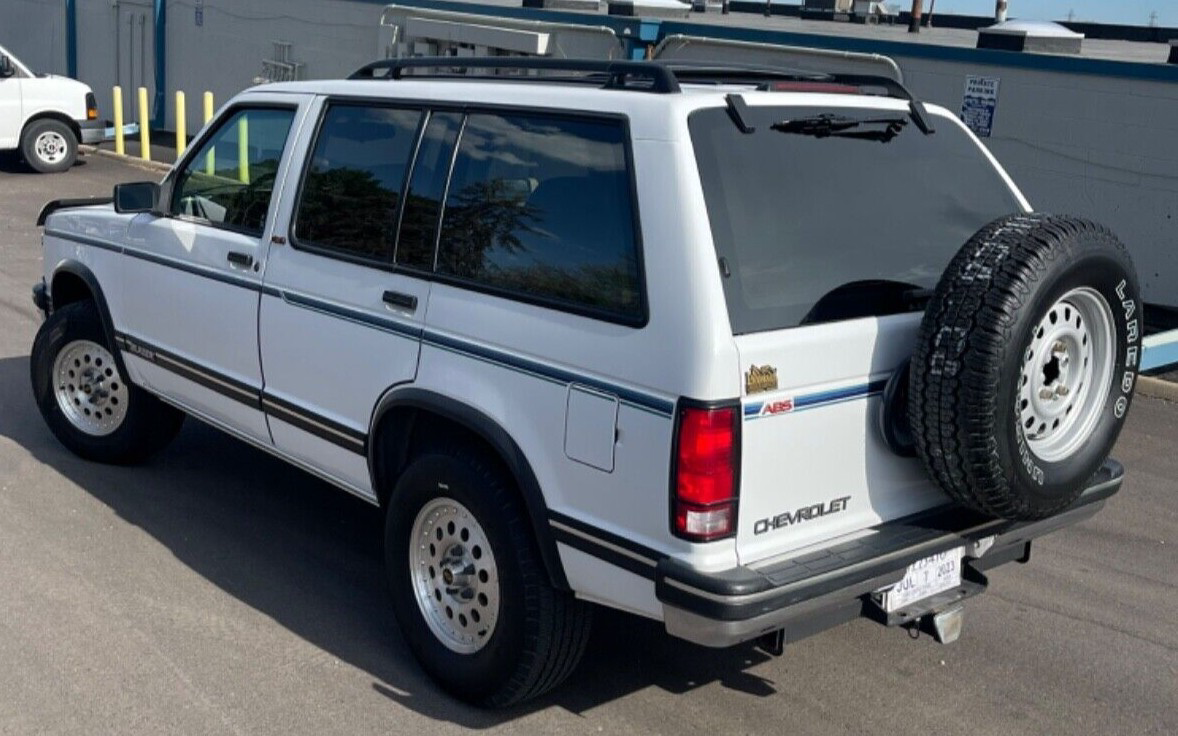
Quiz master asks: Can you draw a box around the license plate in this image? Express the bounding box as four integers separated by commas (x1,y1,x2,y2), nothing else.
882,547,964,613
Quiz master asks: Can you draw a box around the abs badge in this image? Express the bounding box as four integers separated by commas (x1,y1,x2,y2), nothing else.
745,364,779,395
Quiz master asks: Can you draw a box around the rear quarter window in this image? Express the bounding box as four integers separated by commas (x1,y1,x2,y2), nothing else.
435,113,644,324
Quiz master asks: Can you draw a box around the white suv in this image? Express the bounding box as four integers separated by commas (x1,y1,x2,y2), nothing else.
29,58,1140,707
0,44,103,172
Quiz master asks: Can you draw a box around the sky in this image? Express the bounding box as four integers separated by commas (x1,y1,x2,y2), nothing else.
907,1,1175,26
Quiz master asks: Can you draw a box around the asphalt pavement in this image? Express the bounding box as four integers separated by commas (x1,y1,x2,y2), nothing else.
0,151,1175,735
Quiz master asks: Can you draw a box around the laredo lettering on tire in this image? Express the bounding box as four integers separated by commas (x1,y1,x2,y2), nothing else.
910,214,1140,520
30,301,184,464
385,446,592,707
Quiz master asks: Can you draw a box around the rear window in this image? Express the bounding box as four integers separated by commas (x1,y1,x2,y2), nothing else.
689,105,1022,334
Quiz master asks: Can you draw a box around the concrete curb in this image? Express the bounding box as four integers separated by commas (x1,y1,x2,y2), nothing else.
81,146,173,174
1137,375,1178,403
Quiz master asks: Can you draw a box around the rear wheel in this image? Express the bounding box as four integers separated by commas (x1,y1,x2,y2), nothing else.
31,301,184,463
385,446,592,707
21,119,77,173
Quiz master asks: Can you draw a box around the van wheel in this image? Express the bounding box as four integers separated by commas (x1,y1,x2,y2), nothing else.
30,301,184,463
909,214,1140,520
22,119,78,173
385,446,592,707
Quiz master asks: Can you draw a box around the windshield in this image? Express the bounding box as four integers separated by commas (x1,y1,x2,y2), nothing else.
689,104,1023,334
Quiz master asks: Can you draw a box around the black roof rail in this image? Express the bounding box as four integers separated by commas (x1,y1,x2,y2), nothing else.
348,56,681,94
663,63,936,134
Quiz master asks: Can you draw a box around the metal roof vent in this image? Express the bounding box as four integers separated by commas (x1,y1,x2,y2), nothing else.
977,19,1084,55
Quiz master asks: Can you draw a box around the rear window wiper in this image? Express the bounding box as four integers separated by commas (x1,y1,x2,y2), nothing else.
771,114,909,143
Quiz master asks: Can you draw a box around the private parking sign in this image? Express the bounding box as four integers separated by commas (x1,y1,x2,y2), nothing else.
961,76,1000,138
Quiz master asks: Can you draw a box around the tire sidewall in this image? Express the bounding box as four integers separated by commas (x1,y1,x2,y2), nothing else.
991,244,1140,508
385,453,529,702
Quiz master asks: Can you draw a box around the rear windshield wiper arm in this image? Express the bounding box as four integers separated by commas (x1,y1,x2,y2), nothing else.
771,114,909,142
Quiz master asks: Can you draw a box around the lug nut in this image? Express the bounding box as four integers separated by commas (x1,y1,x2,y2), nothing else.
1056,385,1070,397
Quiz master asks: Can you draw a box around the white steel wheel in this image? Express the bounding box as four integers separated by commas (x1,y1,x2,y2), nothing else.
408,497,500,655
51,339,129,437
34,130,70,166
1018,287,1116,463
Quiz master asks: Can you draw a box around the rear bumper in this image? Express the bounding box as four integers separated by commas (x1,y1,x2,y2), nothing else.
659,460,1123,647
77,119,106,145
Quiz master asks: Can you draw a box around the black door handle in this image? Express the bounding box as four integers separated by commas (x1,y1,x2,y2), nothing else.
227,251,254,268
382,290,418,311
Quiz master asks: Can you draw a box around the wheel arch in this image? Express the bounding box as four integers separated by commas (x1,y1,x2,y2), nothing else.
368,387,569,591
23,111,82,145
48,261,129,379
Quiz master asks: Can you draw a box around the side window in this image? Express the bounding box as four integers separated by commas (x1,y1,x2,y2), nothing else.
435,113,643,321
294,104,422,261
171,107,295,234
395,111,463,271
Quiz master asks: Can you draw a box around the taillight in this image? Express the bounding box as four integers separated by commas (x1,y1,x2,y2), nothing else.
672,404,739,542
85,92,98,120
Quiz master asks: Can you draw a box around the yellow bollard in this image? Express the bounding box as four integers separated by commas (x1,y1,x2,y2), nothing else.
112,86,124,156
137,86,151,161
237,115,249,184
203,92,215,175
175,91,186,158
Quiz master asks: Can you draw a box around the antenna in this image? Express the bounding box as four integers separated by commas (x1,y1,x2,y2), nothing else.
1149,11,1159,28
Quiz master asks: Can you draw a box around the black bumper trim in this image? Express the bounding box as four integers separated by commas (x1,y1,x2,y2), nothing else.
32,280,51,317
657,460,1123,623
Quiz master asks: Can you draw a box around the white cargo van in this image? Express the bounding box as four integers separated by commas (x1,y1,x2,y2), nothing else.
0,43,103,173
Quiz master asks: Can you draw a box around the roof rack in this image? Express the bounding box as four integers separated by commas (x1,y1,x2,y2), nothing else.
345,58,934,132
348,57,681,94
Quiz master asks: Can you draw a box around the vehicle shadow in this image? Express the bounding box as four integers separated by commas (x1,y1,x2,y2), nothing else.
0,354,780,726
0,150,88,174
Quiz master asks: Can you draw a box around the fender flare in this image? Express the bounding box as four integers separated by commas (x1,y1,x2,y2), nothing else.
369,387,569,591
48,260,130,379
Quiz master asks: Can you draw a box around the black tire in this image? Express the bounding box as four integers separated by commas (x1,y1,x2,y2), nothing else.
30,301,184,464
21,119,78,173
910,214,1141,520
385,446,592,707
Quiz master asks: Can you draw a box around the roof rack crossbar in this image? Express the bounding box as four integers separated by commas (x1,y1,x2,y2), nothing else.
348,57,681,94
663,64,936,134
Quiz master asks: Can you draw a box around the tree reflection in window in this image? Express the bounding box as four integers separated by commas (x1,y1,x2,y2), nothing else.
437,114,642,319
295,105,421,260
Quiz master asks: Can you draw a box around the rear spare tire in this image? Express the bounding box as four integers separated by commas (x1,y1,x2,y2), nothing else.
910,214,1140,520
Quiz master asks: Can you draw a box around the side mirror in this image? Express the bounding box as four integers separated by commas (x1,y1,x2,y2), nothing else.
0,55,14,78
113,181,160,213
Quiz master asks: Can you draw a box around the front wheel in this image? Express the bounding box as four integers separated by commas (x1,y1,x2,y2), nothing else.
30,301,184,463
21,119,77,173
385,447,592,707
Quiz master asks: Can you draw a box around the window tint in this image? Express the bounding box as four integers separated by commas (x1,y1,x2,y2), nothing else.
294,105,422,260
395,111,462,270
171,108,295,234
690,106,1023,333
436,113,642,321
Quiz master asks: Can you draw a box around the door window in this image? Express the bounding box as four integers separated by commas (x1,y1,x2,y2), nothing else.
294,104,423,261
171,107,296,235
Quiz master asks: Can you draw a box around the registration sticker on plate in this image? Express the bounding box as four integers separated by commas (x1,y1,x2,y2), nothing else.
882,547,964,613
